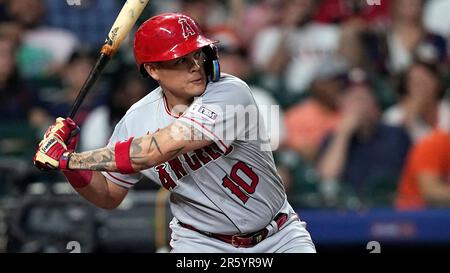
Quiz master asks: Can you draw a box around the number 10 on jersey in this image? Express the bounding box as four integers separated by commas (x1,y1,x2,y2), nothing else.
222,161,259,204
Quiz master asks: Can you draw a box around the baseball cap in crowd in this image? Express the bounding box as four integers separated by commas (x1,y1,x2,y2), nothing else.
312,56,349,82
346,67,369,85
341,67,385,106
341,67,378,95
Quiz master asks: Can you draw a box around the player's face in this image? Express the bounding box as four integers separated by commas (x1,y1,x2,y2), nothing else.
147,49,208,100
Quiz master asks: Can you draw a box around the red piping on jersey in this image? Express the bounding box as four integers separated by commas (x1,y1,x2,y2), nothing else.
178,115,229,152
105,171,135,186
163,95,181,118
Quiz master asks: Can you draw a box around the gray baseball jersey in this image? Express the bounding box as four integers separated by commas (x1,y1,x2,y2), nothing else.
102,74,287,234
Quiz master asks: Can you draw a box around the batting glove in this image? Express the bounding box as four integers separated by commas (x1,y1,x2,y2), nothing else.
33,117,80,171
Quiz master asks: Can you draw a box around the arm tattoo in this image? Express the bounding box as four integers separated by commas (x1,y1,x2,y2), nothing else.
130,137,143,154
67,122,206,172
68,138,152,172
129,137,150,168
174,122,202,142
149,136,162,154
168,146,185,158
68,147,116,171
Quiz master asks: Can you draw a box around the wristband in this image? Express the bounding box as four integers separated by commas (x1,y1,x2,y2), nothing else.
115,137,135,174
59,151,72,170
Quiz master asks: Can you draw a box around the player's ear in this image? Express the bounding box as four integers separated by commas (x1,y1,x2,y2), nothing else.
144,63,160,81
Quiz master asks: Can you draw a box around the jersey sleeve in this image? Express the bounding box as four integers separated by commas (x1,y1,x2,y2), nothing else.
178,78,256,153
101,119,143,189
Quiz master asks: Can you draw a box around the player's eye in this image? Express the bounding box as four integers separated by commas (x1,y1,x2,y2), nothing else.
194,51,206,61
176,57,186,65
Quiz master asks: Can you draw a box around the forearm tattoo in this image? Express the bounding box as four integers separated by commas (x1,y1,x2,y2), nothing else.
130,137,153,169
168,146,185,158
149,136,162,154
67,122,203,172
173,121,202,142
68,147,116,171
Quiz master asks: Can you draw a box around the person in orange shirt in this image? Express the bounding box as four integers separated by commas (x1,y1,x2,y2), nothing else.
396,130,450,210
284,58,347,161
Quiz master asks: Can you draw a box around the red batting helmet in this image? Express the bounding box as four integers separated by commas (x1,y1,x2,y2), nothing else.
134,13,218,78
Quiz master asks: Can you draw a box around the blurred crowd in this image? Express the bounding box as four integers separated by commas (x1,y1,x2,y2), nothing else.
0,0,449,212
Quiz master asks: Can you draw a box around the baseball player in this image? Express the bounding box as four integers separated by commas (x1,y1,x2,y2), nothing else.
33,13,316,253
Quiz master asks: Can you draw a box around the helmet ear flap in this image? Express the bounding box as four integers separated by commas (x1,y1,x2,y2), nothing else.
203,44,220,82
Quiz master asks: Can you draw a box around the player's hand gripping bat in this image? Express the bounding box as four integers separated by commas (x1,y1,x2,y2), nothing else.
68,0,150,119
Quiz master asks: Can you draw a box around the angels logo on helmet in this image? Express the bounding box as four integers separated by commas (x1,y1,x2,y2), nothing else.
178,18,196,39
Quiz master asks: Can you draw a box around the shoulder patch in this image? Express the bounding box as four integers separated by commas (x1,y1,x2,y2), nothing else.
191,104,218,121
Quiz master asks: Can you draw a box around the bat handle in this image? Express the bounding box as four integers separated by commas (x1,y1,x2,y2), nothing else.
68,52,111,119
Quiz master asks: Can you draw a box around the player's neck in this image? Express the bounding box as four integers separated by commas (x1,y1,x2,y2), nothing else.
163,91,193,116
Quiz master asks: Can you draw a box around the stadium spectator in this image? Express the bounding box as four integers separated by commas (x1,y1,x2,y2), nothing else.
251,0,341,97
284,57,347,162
387,0,447,74
395,129,450,210
0,32,32,121
0,20,23,46
314,0,391,29
383,60,450,142
179,0,227,33
316,72,411,207
424,0,450,42
30,48,108,138
0,31,37,158
339,0,447,78
6,0,79,79
236,0,286,48
44,0,121,47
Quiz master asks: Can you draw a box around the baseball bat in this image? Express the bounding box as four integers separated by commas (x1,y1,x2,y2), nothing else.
68,0,150,119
